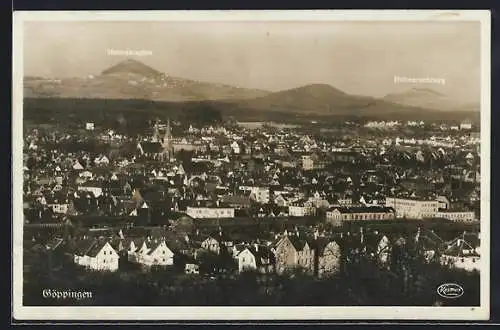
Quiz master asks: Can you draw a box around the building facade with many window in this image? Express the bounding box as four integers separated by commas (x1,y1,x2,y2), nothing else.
325,206,395,223
385,197,439,219
186,206,235,219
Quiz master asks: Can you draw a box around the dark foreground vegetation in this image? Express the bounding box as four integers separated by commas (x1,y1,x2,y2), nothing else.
24,253,479,307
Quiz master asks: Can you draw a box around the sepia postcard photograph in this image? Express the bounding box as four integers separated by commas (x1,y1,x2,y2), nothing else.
12,10,491,321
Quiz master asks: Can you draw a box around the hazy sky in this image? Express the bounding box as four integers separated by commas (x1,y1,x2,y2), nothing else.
23,20,481,102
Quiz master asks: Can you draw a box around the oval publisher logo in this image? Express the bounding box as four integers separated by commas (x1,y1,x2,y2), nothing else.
437,283,464,299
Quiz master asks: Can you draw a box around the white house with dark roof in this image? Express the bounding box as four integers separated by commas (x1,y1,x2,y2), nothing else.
73,239,119,272
141,240,174,267
274,233,315,274
440,236,480,272
72,160,84,170
249,186,271,204
201,236,221,255
129,239,174,267
236,244,275,273
315,238,341,278
78,170,93,179
94,155,110,166
44,194,69,214
274,193,295,207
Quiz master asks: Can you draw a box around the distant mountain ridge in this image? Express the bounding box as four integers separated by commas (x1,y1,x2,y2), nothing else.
383,87,479,112
23,60,479,120
228,83,442,117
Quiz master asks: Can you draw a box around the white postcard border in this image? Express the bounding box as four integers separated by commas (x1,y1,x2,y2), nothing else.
12,9,491,321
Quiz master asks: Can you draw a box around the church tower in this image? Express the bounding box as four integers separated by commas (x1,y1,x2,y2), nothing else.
162,118,174,161
152,120,161,142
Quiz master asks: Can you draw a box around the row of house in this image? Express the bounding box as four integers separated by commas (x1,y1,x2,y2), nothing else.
31,184,478,224
73,236,177,272
46,220,481,276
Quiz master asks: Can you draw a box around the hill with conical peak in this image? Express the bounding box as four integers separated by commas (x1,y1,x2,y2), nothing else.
23,59,270,101
383,87,479,112
101,59,163,78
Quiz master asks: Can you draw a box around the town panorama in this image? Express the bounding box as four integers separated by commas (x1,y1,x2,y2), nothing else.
20,19,482,307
